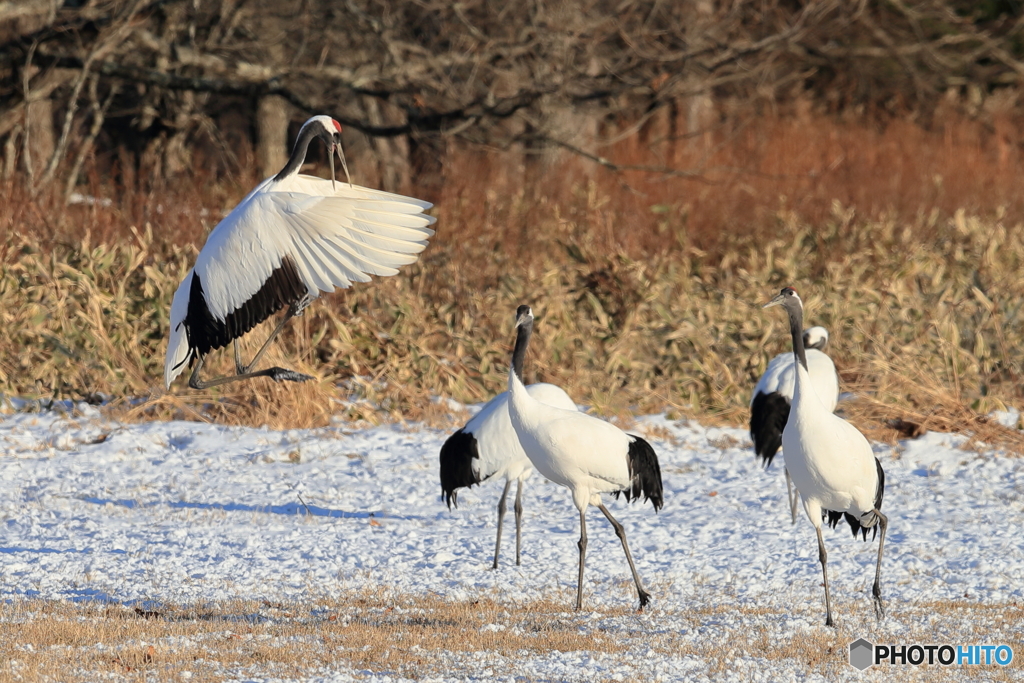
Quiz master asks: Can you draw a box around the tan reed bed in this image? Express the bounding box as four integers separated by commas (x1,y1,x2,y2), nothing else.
2,201,1024,454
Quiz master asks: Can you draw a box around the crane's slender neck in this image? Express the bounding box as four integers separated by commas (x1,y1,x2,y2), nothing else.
273,124,320,181
789,304,808,372
511,320,533,383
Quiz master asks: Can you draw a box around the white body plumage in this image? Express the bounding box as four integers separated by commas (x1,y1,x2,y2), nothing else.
783,361,878,521
507,390,634,511
459,383,577,485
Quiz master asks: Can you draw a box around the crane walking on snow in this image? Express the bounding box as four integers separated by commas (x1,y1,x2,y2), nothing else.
505,305,663,610
164,115,436,390
764,287,888,628
750,326,839,523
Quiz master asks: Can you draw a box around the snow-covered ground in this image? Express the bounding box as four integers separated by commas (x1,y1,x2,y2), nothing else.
1,403,1022,681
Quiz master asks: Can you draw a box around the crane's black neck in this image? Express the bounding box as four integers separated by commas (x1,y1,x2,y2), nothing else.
788,303,808,372
273,124,321,182
511,319,533,383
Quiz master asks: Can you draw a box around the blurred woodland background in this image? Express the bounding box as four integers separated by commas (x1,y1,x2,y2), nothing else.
4,0,1024,444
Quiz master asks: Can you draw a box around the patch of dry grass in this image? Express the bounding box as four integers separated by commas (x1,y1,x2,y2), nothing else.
1,594,1020,681
0,593,625,681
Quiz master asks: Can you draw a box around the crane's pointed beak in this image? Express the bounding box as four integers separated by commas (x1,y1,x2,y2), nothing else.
328,144,337,191
763,293,786,309
337,142,352,187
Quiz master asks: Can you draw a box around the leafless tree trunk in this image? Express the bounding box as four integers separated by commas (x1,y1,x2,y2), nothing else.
683,0,716,156
25,98,54,179
257,95,290,179
362,97,409,193
2,125,20,178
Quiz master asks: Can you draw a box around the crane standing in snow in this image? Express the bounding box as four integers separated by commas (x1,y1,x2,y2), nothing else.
164,115,436,390
764,287,888,627
750,326,839,523
505,305,663,610
439,369,577,568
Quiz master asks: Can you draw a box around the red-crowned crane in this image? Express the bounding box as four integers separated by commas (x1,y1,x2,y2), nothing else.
764,287,887,628
750,326,839,523
439,376,577,568
505,305,663,610
164,115,436,390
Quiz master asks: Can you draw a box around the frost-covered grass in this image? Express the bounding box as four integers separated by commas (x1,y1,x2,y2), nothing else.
1,408,1022,680
2,595,1020,682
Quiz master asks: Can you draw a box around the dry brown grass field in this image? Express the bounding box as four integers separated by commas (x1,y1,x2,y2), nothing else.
3,105,1024,449
1,593,1020,681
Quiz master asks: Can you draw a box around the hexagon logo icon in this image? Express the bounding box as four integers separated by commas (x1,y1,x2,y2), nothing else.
849,638,874,670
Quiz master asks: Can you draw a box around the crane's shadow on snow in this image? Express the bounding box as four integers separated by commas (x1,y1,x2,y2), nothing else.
5,587,121,603
59,588,162,610
79,496,424,520
7,586,165,613
0,545,117,555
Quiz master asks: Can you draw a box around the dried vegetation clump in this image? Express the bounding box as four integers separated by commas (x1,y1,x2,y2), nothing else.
3,108,1024,448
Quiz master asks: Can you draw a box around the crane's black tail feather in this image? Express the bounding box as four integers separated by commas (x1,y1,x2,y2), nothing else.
749,391,790,468
439,429,481,509
614,435,664,511
823,457,886,541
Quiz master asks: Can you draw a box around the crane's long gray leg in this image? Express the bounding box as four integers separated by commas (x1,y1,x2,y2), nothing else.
237,303,301,374
872,510,888,621
597,502,651,609
188,352,312,390
786,469,799,525
492,479,512,569
188,302,315,390
234,339,245,375
815,524,834,628
514,479,524,566
576,508,588,610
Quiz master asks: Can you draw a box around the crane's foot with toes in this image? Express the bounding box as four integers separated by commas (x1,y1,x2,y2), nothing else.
873,593,886,621
267,368,314,383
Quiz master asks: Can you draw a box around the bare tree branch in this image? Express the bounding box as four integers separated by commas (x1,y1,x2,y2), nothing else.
63,76,119,202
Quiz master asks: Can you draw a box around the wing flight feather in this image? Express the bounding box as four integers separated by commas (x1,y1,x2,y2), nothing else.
194,184,434,320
